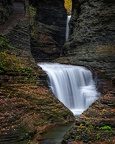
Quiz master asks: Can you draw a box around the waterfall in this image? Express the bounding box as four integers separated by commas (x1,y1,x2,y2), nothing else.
38,63,100,116
66,15,71,41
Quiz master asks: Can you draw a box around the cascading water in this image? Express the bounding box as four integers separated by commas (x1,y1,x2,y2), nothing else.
38,63,100,116
66,15,71,41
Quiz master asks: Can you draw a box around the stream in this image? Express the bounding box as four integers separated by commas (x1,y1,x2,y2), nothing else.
39,123,74,144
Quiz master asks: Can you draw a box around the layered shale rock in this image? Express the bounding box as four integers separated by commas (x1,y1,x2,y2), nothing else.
62,0,115,78
60,1,115,143
62,91,115,144
30,0,67,61
0,1,74,143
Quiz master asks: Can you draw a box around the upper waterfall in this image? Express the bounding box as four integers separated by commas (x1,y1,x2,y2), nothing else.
66,15,71,41
38,63,100,116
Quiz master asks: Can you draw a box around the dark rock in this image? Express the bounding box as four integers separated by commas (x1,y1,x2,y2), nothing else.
111,76,115,88
62,93,115,143
62,0,115,78
0,0,13,25
30,0,67,61
0,1,75,144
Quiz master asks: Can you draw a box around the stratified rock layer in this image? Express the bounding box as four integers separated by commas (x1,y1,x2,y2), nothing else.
62,91,115,144
0,1,74,143
30,0,67,61
60,1,115,143
62,0,115,78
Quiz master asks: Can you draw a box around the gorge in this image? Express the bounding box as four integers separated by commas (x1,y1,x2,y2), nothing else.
0,0,115,144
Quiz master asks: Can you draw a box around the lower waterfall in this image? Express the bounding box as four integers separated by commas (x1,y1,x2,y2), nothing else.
38,63,100,116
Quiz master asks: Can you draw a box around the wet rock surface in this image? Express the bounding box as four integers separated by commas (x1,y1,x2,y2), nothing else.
62,91,115,144
62,0,115,78
0,84,74,144
30,0,67,61
0,34,74,144
55,1,115,143
0,1,74,143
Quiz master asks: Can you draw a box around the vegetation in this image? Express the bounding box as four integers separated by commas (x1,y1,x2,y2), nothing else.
64,0,72,15
29,5,37,16
0,34,37,84
75,122,114,143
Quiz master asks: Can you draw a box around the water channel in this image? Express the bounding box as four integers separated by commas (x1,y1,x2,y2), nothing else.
39,123,74,144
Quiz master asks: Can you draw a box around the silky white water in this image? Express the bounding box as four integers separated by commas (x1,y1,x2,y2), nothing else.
38,63,100,116
66,15,71,41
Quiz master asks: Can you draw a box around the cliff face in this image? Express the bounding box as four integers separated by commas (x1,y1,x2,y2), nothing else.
60,1,115,143
30,0,67,61
0,1,74,144
62,0,115,78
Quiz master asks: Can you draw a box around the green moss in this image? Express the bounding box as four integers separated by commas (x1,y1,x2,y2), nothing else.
0,51,34,75
29,4,37,28
0,34,37,85
29,5,36,16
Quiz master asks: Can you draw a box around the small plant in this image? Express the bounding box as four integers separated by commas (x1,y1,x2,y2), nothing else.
0,34,8,46
80,123,83,127
0,40,4,47
7,92,12,98
29,5,36,16
100,125,113,137
96,133,101,140
100,125,112,131
7,44,14,49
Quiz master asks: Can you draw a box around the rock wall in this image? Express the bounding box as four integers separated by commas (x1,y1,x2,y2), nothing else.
62,0,115,78
0,0,13,25
62,91,115,144
60,1,115,143
30,0,67,61
0,0,33,58
0,1,75,144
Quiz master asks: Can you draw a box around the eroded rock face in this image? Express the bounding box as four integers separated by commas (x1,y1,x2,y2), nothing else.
62,91,115,144
0,24,74,144
62,0,115,78
60,1,115,143
0,0,13,25
30,0,67,61
0,1,74,143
